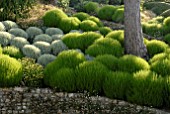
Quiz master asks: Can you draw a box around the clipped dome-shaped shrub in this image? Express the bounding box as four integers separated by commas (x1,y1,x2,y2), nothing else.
105,30,124,46
33,34,52,43
103,71,133,100
26,27,43,40
112,8,124,23
146,40,168,58
10,37,30,50
127,70,164,107
33,41,51,54
72,12,90,21
0,45,2,54
9,28,28,39
37,54,56,67
45,68,76,92
0,22,5,31
84,1,99,14
42,9,68,27
94,54,118,71
163,34,170,45
163,16,170,27
2,20,18,31
97,5,117,20
86,16,103,27
80,20,98,32
0,55,22,87
118,55,150,73
149,52,169,64
99,27,112,36
85,38,123,57
45,27,63,36
59,17,81,33
22,45,41,59
3,46,23,59
51,40,68,55
0,31,14,46
69,30,83,33
52,34,63,41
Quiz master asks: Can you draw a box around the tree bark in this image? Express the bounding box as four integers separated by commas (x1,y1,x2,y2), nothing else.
124,0,147,58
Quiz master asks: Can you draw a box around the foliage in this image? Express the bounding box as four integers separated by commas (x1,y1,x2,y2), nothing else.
80,20,99,32
118,55,150,73
2,46,23,59
59,17,81,33
73,0,89,12
22,44,41,59
33,34,52,43
146,40,168,58
109,0,123,5
99,27,112,36
76,61,109,94
127,70,164,107
51,40,68,55
149,52,169,64
163,16,170,27
161,9,170,18
0,55,22,87
42,9,68,27
10,37,30,50
85,38,123,57
94,54,118,71
112,8,124,23
103,71,133,100
0,31,14,46
93,0,109,4
26,27,43,41
97,5,117,20
20,57,44,87
86,16,103,27
52,34,63,41
0,22,5,31
2,20,18,31
33,41,51,54
9,28,28,39
37,54,56,67
84,2,99,14
45,28,63,36
163,34,170,45
56,0,70,9
72,12,90,21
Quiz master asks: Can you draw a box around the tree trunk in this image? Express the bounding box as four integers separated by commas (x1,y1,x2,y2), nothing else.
124,0,147,58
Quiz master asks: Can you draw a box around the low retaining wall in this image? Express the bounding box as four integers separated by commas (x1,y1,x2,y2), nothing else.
0,87,169,114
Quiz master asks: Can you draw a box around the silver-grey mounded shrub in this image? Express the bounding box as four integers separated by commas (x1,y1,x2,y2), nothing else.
51,34,63,41
10,37,30,50
69,30,83,33
0,22,5,31
22,44,41,59
9,28,28,39
2,20,18,31
33,41,51,54
26,27,43,40
0,31,14,46
37,54,56,67
51,40,68,55
45,27,64,36
33,34,52,43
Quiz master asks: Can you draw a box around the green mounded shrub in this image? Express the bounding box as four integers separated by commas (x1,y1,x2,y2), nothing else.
86,16,103,27
0,45,2,54
146,40,168,58
0,22,5,31
118,55,150,73
97,5,117,20
147,16,164,24
20,57,44,87
99,27,112,36
163,34,170,45
164,77,170,107
85,38,123,57
161,9,170,18
76,61,109,94
33,34,52,43
59,17,81,33
22,44,41,59
93,0,109,4
163,16,170,30
45,27,63,36
0,31,14,46
105,30,124,46
94,54,118,71
149,52,168,64
42,9,68,27
151,59,170,77
103,72,133,100
72,12,90,21
112,8,124,23
2,20,18,31
33,41,51,54
0,55,22,87
37,54,56,67
46,68,76,92
3,46,23,59
109,0,123,5
144,38,149,45
127,70,164,107
80,20,99,32
10,37,30,50
9,28,28,39
51,40,68,55
51,34,63,41
84,1,99,14
26,27,43,41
